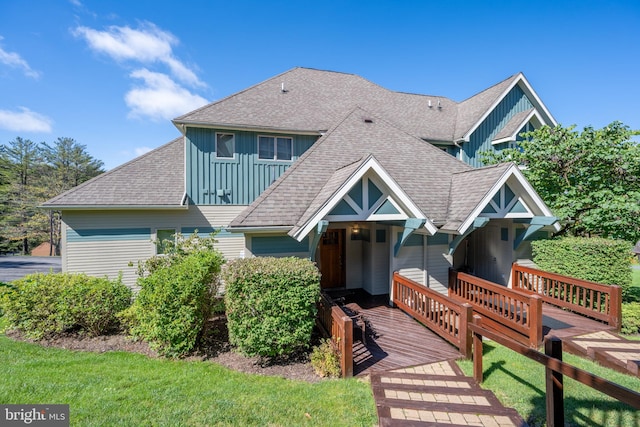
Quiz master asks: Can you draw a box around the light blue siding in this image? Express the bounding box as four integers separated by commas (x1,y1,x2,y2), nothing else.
186,128,317,205
67,228,151,242
463,85,534,167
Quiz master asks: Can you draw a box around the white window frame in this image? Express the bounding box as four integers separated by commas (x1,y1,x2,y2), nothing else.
257,135,293,161
215,133,235,159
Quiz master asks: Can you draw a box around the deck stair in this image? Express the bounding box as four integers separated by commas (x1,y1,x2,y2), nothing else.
371,360,527,426
562,330,640,377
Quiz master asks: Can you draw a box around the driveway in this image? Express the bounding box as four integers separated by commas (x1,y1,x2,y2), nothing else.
0,256,61,283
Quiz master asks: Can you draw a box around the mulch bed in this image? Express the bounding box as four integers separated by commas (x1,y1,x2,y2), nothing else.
5,315,321,383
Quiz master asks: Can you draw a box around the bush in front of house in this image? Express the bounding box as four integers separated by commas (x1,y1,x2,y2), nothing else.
123,249,224,357
532,237,632,299
310,338,341,378
621,302,640,335
224,257,321,358
1,272,132,339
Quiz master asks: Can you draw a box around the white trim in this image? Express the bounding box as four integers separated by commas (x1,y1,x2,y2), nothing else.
227,226,292,233
215,132,236,159
257,134,293,161
41,205,189,210
462,73,558,142
491,110,545,145
293,156,436,241
458,164,556,234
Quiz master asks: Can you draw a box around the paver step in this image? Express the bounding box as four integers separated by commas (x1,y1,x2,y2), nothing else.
371,360,528,427
562,331,640,377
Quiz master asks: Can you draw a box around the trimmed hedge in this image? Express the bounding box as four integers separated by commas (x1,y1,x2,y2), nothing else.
224,257,321,357
532,237,632,299
123,249,224,357
1,273,132,339
621,303,640,335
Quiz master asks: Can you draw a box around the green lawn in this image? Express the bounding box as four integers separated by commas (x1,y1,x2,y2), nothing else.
0,335,377,426
457,342,640,427
632,267,640,291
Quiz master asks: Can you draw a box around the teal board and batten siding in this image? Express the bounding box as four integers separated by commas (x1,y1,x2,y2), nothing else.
462,85,534,167
186,128,318,205
61,205,247,289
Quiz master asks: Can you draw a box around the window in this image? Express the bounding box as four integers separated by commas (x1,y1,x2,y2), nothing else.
156,229,175,254
258,136,292,160
216,133,235,159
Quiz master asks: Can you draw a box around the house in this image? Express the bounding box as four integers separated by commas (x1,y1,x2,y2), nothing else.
42,67,558,293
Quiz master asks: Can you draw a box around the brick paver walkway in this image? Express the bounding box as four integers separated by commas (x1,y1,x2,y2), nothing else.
371,360,527,426
563,330,640,376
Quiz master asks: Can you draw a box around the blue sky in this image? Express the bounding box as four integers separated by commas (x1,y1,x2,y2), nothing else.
1,0,638,170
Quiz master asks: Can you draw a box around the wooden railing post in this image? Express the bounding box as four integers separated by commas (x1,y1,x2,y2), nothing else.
545,337,564,427
610,285,622,331
511,262,518,290
472,315,483,383
460,303,473,358
529,294,543,348
341,314,353,378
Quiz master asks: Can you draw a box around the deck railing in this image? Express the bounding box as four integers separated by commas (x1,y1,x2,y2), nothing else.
512,263,622,330
511,264,622,330
470,316,639,426
316,292,353,377
392,272,473,358
449,269,543,348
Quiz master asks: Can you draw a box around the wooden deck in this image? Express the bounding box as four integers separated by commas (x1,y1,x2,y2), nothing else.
334,292,463,376
541,303,616,339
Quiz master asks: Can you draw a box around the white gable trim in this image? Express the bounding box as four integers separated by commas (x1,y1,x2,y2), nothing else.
491,110,545,145
292,156,436,241
458,164,558,235
461,73,558,143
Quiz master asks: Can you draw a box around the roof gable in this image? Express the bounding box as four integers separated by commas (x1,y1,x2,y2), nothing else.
42,138,185,208
455,73,557,142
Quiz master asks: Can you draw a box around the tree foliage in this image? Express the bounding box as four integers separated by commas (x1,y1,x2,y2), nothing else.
0,137,104,254
482,122,640,242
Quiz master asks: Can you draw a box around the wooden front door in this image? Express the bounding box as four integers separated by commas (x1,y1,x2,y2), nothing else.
318,229,346,289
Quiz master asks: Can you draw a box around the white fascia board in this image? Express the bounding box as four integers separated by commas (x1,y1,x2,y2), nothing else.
40,205,189,211
457,164,556,234
491,110,545,145
462,74,557,142
293,156,435,241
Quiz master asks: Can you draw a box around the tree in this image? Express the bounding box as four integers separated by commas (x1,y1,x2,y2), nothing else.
482,122,640,242
0,137,47,254
41,138,104,254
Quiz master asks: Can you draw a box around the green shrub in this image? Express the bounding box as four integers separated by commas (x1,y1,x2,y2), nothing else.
532,237,632,299
137,231,219,277
224,257,320,358
621,302,640,335
311,338,341,378
124,249,224,357
1,273,131,339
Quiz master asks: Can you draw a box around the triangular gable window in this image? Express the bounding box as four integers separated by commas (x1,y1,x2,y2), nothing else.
480,183,533,218
327,173,408,221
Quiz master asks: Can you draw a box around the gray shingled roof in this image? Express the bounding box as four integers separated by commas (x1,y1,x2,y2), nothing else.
441,163,513,231
42,138,185,208
230,108,474,231
174,67,459,142
492,108,534,142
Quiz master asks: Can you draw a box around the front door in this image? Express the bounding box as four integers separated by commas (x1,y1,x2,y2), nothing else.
318,229,346,289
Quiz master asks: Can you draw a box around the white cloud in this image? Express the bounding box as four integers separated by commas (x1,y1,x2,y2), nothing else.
69,0,83,6
134,146,153,156
73,22,203,87
0,37,41,79
0,107,53,132
125,69,208,121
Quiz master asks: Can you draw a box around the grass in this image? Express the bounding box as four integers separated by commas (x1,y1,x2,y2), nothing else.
632,267,640,294
457,342,640,427
0,333,377,426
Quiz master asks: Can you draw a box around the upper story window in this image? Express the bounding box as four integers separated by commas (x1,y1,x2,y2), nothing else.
258,136,292,161
216,133,235,159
